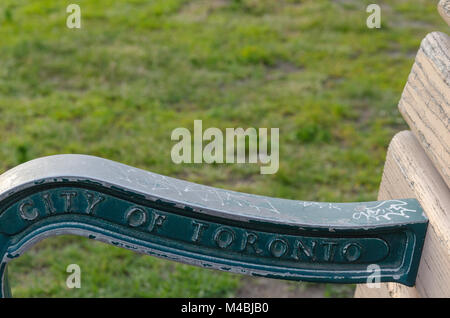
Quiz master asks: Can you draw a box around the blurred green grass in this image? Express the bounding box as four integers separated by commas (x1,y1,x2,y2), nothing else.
0,0,446,297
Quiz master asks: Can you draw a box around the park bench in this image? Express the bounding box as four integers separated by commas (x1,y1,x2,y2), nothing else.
355,1,450,298
0,2,448,298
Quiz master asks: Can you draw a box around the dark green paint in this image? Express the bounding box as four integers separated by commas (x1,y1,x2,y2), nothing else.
0,155,428,297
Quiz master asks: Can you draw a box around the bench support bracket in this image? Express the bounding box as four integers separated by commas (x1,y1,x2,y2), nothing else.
0,155,428,297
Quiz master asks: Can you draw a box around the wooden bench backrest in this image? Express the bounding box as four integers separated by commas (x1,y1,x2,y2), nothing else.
355,1,450,298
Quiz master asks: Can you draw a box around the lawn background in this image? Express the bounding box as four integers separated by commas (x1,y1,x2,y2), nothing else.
0,0,447,297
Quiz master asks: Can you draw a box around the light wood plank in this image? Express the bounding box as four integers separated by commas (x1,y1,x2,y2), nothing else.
439,0,450,26
398,32,450,188
355,131,450,298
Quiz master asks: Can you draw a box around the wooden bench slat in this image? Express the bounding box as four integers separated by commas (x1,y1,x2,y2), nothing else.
355,131,450,298
439,0,450,26
398,32,450,189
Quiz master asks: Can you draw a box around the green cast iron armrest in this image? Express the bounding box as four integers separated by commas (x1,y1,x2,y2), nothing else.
0,155,428,297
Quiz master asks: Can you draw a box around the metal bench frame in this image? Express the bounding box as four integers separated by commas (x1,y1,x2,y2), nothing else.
0,154,428,297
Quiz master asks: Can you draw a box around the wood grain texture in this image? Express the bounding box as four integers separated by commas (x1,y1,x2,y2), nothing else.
398,31,450,188
355,131,450,298
439,0,450,26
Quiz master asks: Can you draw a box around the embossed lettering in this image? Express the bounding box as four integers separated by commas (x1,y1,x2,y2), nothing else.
268,238,288,258
126,207,147,227
321,241,338,262
240,232,262,254
60,191,77,213
84,191,105,215
214,227,235,249
148,212,166,232
191,221,208,243
291,239,317,261
19,200,39,221
11,190,391,266
42,193,56,214
342,242,362,262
